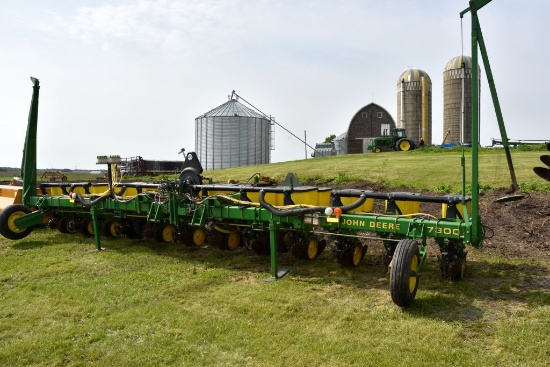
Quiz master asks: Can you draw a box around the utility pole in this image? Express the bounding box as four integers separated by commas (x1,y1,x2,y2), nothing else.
304,130,307,159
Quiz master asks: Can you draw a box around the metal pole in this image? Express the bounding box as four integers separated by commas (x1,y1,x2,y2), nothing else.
269,220,279,279
470,3,481,246
477,23,519,192
304,130,307,159
461,62,465,144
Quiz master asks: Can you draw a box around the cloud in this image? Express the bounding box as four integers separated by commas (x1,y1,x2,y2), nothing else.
50,0,258,59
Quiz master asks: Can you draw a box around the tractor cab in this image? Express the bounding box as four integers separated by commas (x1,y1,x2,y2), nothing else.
392,128,406,139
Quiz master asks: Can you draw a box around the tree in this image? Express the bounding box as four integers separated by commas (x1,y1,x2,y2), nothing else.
324,134,336,143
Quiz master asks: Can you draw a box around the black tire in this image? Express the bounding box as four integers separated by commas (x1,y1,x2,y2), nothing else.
142,222,156,240
439,251,467,280
191,228,207,246
208,229,242,251
225,231,241,251
250,234,270,255
102,219,122,238
79,219,94,237
178,227,195,246
207,230,225,248
154,223,176,243
0,204,32,240
276,231,291,253
47,217,59,230
58,217,78,234
395,138,413,152
291,234,320,260
126,219,145,239
390,239,420,307
335,239,366,267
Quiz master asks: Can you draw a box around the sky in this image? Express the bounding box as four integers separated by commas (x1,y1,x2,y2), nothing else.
0,0,547,170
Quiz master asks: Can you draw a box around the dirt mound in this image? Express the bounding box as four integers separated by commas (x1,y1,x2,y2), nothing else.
480,190,550,258
326,180,550,259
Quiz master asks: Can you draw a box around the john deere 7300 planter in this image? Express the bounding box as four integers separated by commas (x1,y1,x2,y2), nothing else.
0,1,520,307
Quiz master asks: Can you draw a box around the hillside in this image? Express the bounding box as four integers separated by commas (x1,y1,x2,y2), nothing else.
203,148,550,194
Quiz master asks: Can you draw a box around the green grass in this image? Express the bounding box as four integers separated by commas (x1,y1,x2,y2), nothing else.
1,230,549,366
201,148,550,194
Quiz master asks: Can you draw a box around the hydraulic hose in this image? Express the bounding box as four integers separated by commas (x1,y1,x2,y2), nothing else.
72,193,111,207
259,189,367,217
68,183,92,195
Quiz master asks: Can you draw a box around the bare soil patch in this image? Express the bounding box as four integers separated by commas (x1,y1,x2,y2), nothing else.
326,180,550,259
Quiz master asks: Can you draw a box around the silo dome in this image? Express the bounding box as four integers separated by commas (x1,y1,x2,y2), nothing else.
444,55,473,72
396,68,432,145
195,98,272,170
397,69,431,84
443,56,479,145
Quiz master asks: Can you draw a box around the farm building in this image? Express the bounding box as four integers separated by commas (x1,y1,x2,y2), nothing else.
346,103,397,154
312,103,396,156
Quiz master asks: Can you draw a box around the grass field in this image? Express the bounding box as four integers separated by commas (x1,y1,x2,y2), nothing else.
1,147,550,366
1,231,549,366
202,147,550,194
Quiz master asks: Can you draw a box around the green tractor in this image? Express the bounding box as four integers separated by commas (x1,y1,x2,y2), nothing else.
366,128,415,153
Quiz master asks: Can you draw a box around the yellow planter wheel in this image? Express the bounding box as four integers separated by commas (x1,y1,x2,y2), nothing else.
192,228,207,246
155,224,176,243
292,234,323,260
335,238,366,267
0,204,32,240
438,250,467,280
80,219,94,236
102,219,122,237
58,217,78,234
226,231,241,251
352,242,365,266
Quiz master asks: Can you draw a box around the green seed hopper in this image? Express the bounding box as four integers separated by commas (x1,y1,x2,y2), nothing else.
0,0,519,307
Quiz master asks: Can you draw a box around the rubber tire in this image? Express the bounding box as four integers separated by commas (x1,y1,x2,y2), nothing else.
225,231,241,251
126,219,145,239
0,204,32,240
192,228,207,246
336,239,366,267
58,217,78,234
102,219,121,238
250,234,270,255
142,222,156,240
395,138,412,152
155,223,176,243
276,232,291,253
439,251,467,280
47,218,59,230
178,227,196,246
292,235,320,260
80,219,94,236
390,239,420,307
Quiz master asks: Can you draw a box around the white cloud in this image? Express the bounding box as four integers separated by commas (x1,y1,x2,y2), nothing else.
52,0,258,59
